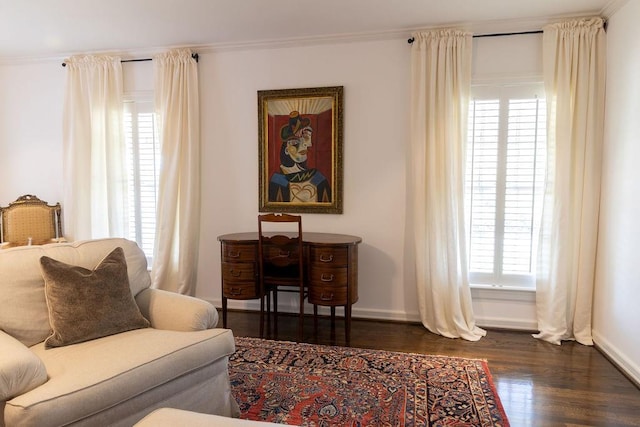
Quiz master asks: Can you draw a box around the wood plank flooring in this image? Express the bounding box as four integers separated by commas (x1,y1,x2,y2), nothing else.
223,310,640,427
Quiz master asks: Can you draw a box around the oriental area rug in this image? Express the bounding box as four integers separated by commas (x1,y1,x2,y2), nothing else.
229,337,510,426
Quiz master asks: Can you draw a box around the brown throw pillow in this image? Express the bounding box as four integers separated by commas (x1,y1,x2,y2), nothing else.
40,247,150,348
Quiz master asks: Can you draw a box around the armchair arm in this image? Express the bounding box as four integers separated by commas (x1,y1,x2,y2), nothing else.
0,331,48,401
135,288,219,331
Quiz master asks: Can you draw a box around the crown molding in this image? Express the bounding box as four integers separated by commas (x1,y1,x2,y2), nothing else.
458,11,608,36
0,45,190,67
601,0,631,18
0,55,63,67
194,28,409,54
194,13,602,55
0,10,613,66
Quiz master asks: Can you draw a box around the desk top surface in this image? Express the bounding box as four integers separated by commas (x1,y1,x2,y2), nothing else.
218,232,362,246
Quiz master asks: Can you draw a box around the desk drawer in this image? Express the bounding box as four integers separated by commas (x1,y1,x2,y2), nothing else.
308,246,348,266
309,284,348,305
222,262,256,282
222,243,256,262
309,267,348,285
223,282,259,299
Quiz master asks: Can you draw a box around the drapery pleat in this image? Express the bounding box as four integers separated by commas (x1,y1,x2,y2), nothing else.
408,30,486,341
534,17,606,346
151,49,201,295
62,55,126,241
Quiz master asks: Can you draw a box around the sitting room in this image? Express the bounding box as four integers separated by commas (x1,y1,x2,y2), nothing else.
1,0,639,425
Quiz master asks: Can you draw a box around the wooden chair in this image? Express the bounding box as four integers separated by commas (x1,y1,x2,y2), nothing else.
0,195,64,247
258,213,307,342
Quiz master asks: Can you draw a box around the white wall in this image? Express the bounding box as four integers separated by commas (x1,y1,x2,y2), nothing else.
0,61,65,204
0,32,543,330
198,34,543,328
198,39,413,320
593,0,640,385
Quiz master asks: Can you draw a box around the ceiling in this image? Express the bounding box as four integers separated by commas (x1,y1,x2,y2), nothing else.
0,0,616,60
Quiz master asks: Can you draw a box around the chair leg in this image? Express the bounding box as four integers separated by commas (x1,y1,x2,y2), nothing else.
313,304,318,342
298,288,304,342
259,295,265,338
222,296,228,328
266,291,271,338
273,288,279,338
345,303,351,346
330,306,336,343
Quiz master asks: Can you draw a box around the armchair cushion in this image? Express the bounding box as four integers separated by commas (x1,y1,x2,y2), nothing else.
7,328,236,427
0,331,48,401
40,246,150,348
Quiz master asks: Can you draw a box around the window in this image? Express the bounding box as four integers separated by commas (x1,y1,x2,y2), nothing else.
124,99,160,263
465,84,546,289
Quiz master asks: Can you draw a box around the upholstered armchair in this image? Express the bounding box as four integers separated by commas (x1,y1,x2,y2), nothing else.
0,238,239,426
0,195,64,247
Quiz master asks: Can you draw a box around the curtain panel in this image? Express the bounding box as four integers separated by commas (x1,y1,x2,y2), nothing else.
408,30,486,341
535,17,606,346
62,55,127,241
151,49,201,295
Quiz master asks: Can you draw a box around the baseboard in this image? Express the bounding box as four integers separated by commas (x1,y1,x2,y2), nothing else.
592,330,640,388
206,297,536,331
474,316,538,332
206,297,423,323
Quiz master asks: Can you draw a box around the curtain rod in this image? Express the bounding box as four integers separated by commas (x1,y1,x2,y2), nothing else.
407,30,543,44
61,53,199,67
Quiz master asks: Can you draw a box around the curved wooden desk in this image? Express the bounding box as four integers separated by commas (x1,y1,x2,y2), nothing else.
218,232,362,344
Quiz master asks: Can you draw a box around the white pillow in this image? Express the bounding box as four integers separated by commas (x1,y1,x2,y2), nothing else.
0,331,48,400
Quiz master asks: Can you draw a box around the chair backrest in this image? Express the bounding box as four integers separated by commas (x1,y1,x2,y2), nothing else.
257,213,304,285
0,195,63,246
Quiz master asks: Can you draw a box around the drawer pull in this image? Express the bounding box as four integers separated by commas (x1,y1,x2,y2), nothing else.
230,269,241,277
319,254,333,262
277,250,290,258
321,273,334,282
320,292,334,301
229,287,243,296
227,251,240,258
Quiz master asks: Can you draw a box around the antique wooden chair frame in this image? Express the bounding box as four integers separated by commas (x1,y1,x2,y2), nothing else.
257,213,307,341
0,195,63,246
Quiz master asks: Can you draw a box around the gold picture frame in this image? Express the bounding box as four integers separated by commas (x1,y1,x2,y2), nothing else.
258,86,343,214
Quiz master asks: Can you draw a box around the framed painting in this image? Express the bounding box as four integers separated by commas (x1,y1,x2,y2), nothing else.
258,86,343,214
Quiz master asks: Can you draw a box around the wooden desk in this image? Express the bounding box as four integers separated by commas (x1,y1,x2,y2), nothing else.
218,232,361,344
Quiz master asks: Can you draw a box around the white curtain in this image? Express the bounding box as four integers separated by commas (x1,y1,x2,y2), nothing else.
151,49,201,295
408,30,486,341
535,18,606,346
62,55,127,241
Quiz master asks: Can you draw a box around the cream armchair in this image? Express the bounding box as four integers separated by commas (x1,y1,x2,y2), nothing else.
0,238,238,427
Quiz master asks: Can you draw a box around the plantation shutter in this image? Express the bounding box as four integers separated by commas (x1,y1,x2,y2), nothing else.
503,98,546,274
466,99,499,273
465,84,546,288
124,100,160,261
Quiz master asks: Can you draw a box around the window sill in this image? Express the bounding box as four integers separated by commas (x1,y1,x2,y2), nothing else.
470,283,536,292
470,284,536,303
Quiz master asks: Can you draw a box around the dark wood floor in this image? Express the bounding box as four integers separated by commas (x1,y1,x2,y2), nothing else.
223,310,640,427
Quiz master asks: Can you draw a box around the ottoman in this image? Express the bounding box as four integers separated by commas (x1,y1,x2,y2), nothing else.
134,408,291,426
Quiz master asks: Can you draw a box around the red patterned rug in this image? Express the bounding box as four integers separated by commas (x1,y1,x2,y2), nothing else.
229,337,509,426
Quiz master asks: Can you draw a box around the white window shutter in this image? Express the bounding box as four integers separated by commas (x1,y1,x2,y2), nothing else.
465,84,546,289
124,100,160,262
